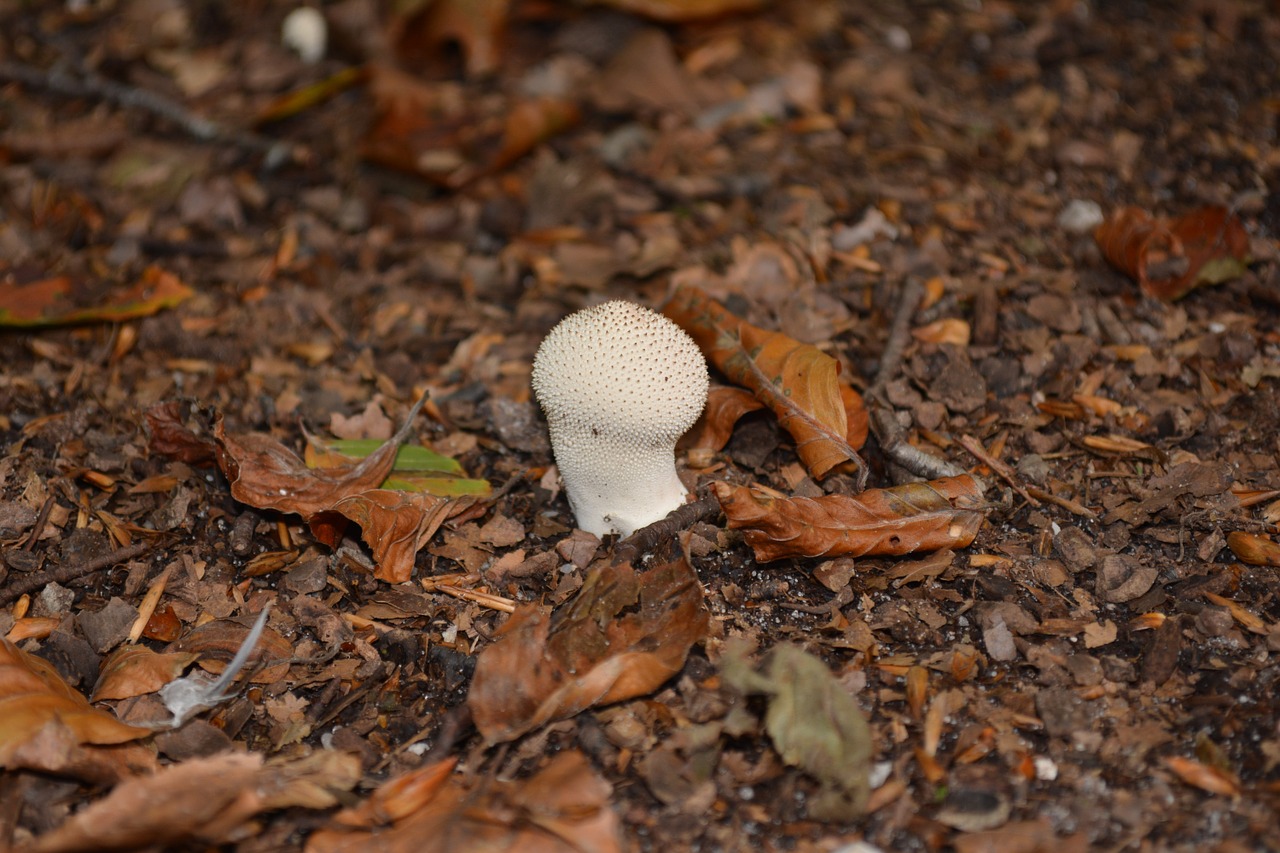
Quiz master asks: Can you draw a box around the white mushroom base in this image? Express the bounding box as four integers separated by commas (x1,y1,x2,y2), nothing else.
551,434,691,538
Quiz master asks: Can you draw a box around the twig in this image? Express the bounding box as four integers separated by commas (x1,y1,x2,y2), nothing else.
21,495,55,550
957,434,1041,508
869,408,965,482
613,494,721,565
0,60,297,167
0,541,150,605
869,275,926,398
434,583,516,614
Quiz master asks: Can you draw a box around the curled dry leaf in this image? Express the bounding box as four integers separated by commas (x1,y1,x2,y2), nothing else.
165,617,293,684
309,751,619,853
1094,205,1249,301
714,475,987,562
144,400,218,466
0,639,152,772
1162,755,1241,798
688,386,765,453
1226,530,1280,567
665,285,867,483
27,749,361,853
90,645,200,702
468,552,708,744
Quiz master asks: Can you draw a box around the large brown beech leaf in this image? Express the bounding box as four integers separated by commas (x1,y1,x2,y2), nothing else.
714,476,987,562
468,550,708,744
1094,205,1249,301
665,285,867,483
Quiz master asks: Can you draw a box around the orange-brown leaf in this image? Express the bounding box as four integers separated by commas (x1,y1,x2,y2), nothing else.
321,490,470,584
1094,205,1249,301
165,618,293,684
468,553,708,744
665,285,866,481
688,385,765,452
0,266,193,327
589,0,765,21
1226,530,1280,567
714,475,987,562
1163,755,1241,797
0,639,151,769
90,645,200,702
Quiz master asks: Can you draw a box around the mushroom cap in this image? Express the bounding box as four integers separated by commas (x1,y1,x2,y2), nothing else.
531,301,708,449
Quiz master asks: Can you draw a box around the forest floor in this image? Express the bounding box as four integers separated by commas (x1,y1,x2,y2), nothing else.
2,1,1279,851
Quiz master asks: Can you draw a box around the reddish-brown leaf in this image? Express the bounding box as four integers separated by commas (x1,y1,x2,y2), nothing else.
665,285,867,482
392,0,508,78
590,0,765,21
1163,755,1241,798
468,552,708,744
714,475,987,562
1094,205,1249,301
1226,530,1280,567
145,401,219,466
361,65,579,188
214,416,400,519
0,266,193,327
320,490,472,584
688,385,765,453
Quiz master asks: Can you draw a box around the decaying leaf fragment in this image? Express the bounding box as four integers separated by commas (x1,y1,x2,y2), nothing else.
307,751,620,853
715,475,987,562
665,285,868,484
1094,205,1249,301
27,749,361,853
0,639,152,776
722,644,871,822
468,551,708,743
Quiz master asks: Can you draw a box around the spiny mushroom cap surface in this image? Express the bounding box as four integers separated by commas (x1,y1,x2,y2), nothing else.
531,301,709,536
531,301,709,448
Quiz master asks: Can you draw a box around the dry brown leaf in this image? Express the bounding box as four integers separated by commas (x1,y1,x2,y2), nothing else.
392,0,508,77
1163,755,1241,797
0,639,152,771
468,552,708,744
1094,205,1250,301
318,490,471,584
28,749,361,852
165,618,293,684
688,385,765,453
362,64,579,188
665,285,867,483
213,413,402,520
145,400,218,466
308,751,620,853
1226,530,1280,567
714,475,987,562
90,645,200,702
588,0,765,21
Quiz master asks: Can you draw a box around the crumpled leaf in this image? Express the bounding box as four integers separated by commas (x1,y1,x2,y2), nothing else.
307,751,620,853
0,639,152,771
317,490,472,584
27,749,361,853
468,551,708,744
665,285,867,483
714,475,987,562
0,266,193,327
392,0,508,77
722,644,871,822
1094,205,1250,301
145,400,219,466
1226,531,1280,567
89,645,200,702
165,612,291,685
362,64,579,188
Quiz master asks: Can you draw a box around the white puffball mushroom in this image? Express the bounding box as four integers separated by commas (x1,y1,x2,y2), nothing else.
531,301,709,538
282,7,327,64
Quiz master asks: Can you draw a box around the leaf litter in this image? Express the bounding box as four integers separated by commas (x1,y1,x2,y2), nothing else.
1,1,1279,851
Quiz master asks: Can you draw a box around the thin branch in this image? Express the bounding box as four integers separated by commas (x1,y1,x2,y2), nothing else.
0,60,298,167
613,494,721,565
0,541,150,605
869,275,926,398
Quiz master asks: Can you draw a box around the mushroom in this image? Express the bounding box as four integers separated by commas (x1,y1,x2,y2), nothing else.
531,300,709,537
